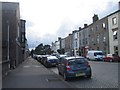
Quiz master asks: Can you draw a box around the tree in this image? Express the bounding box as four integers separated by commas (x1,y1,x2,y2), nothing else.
34,43,53,55
57,48,65,54
34,43,44,55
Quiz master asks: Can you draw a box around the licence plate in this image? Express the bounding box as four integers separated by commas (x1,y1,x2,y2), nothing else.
76,73,85,77
51,63,56,65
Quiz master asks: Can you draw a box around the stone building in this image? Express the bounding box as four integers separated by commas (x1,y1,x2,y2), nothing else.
88,14,109,55
108,10,120,55
1,2,27,77
64,34,73,56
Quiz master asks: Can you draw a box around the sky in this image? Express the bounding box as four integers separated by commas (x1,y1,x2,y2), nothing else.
1,0,120,50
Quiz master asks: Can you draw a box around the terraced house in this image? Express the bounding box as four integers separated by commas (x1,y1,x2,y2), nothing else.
108,10,120,56
52,8,120,57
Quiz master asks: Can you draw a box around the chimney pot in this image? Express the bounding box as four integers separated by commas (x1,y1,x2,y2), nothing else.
93,14,99,23
84,24,88,28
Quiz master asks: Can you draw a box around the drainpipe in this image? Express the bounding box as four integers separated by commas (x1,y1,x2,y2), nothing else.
7,21,10,69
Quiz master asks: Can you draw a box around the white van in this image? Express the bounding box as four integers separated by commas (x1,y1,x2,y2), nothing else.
86,50,105,61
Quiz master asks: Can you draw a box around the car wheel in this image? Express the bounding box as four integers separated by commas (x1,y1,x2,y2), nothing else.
58,71,61,75
86,74,91,78
63,73,68,81
95,58,97,61
103,59,105,62
86,71,92,78
110,59,113,62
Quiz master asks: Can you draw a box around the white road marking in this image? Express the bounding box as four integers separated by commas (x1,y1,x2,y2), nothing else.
23,65,41,68
23,66,30,68
34,65,41,68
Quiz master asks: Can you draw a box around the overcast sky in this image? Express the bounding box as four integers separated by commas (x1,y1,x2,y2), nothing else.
1,0,120,50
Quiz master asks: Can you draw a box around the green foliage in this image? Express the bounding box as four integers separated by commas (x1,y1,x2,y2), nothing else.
34,43,53,55
57,48,65,54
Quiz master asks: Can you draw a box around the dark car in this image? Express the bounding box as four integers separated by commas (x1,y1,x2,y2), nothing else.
44,56,59,68
103,54,120,62
57,56,92,81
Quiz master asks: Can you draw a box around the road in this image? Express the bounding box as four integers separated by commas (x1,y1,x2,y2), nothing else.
49,61,119,88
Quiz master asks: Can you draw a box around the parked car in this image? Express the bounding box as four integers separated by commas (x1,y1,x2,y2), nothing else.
41,55,47,64
56,54,68,59
44,56,59,68
103,54,120,62
57,56,92,81
86,50,105,61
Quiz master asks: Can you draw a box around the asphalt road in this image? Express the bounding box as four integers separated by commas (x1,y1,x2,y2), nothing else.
49,61,119,88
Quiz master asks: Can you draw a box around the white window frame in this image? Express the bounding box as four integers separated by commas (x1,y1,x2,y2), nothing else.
112,17,117,25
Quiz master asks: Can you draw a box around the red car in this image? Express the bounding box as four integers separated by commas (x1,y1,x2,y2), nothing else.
103,54,120,62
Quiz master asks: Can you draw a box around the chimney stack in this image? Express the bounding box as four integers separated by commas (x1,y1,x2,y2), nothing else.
93,14,99,23
84,24,88,28
58,37,61,41
79,27,81,30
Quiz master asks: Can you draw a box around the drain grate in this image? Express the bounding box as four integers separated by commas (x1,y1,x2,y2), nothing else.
46,78,61,82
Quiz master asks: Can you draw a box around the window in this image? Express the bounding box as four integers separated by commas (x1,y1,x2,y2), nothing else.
113,31,117,40
92,38,94,43
96,25,99,30
113,31,117,35
114,46,118,55
77,33,79,37
76,42,77,47
75,33,77,39
103,37,106,42
80,40,81,46
97,35,99,43
85,38,87,44
112,17,117,25
102,23,106,29
91,28,93,32
22,34,24,42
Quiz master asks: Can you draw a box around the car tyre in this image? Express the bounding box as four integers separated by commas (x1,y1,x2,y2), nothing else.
86,74,91,78
58,70,61,75
86,71,92,78
103,59,105,62
110,59,113,62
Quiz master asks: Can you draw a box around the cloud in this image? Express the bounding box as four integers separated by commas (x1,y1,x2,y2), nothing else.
26,0,119,49
28,33,57,48
56,18,74,38
26,20,35,28
2,0,119,49
98,1,119,18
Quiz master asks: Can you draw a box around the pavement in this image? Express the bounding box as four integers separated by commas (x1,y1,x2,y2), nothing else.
2,57,75,88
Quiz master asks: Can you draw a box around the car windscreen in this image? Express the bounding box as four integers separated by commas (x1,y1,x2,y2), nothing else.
94,52,104,56
68,58,86,65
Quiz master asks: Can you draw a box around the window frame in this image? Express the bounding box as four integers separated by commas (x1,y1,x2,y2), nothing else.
112,17,117,25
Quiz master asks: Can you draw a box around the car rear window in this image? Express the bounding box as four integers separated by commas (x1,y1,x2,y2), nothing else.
68,58,86,65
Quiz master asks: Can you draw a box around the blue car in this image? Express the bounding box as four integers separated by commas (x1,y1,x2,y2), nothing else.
44,56,59,68
57,56,92,81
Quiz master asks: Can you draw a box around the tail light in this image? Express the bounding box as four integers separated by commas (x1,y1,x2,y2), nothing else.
66,61,71,70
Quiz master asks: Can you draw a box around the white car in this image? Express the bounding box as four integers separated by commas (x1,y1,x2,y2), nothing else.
86,50,105,61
